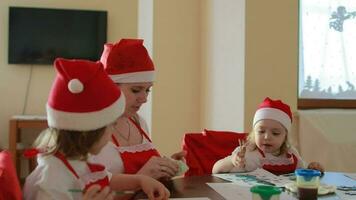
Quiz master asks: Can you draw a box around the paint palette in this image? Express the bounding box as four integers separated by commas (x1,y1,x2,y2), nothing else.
284,182,336,195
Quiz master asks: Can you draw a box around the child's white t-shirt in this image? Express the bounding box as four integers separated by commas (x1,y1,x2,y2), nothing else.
228,146,305,173
23,154,111,200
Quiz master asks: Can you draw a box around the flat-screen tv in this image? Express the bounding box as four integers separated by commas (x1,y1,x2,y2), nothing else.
8,7,107,64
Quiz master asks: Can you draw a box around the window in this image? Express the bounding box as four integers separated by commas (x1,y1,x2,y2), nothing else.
298,0,356,108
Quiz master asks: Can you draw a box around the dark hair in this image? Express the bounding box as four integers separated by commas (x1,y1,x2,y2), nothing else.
35,127,106,160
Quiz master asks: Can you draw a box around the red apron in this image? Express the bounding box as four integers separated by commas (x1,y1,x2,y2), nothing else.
54,152,110,191
111,118,161,174
257,148,298,175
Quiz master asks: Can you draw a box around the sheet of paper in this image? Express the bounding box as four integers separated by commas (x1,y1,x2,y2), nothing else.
207,183,297,200
139,198,210,200
169,197,210,200
335,190,356,200
344,173,356,181
213,168,293,187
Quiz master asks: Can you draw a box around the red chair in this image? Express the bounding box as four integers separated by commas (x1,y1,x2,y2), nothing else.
0,150,22,200
182,129,247,176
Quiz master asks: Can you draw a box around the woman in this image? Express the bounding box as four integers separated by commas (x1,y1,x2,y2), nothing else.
91,39,185,180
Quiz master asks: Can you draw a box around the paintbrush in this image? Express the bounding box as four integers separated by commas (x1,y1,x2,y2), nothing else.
68,189,135,195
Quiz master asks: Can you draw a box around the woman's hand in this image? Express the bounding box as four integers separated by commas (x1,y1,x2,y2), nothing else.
231,140,247,168
139,175,170,200
308,162,325,173
83,185,114,200
137,156,179,179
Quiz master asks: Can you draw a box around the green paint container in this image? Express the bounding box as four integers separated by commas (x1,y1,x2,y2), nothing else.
250,185,282,200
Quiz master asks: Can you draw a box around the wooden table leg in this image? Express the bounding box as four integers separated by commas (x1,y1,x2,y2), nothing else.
9,119,18,169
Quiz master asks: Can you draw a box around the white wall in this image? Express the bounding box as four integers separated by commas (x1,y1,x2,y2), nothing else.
0,0,138,148
244,0,298,130
201,0,245,132
137,0,153,134
0,0,248,155
152,0,202,156
150,0,247,156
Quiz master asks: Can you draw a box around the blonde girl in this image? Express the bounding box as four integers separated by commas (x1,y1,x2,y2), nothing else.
212,97,324,175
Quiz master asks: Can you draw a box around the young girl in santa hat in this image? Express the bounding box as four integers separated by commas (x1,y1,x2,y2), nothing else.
212,97,324,175
91,39,185,180
23,58,169,200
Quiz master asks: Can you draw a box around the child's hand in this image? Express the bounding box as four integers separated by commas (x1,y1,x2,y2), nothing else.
139,175,170,200
308,162,325,173
231,140,247,168
83,185,114,200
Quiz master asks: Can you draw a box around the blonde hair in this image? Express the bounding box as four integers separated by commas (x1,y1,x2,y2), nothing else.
246,128,291,156
34,127,106,160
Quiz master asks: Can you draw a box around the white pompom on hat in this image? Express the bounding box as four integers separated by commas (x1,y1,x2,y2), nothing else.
46,58,125,131
100,39,155,83
253,97,292,132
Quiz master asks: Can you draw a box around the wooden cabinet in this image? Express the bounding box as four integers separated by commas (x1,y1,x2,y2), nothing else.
9,115,47,177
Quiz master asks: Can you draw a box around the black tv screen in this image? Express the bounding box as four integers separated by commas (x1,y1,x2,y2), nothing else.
8,7,107,64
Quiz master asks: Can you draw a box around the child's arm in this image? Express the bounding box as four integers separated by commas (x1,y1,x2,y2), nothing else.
212,156,235,173
212,145,247,174
289,146,324,172
83,185,114,200
110,174,170,200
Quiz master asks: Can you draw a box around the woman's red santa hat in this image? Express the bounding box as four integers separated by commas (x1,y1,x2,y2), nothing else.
253,97,292,132
100,38,155,83
46,58,125,131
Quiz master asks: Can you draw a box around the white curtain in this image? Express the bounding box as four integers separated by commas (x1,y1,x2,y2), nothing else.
299,0,356,99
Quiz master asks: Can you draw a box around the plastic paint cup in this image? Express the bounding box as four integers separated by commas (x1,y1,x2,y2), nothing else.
250,185,282,200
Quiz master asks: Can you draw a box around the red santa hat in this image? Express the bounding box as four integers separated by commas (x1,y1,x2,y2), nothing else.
46,58,125,131
253,97,292,132
100,39,155,83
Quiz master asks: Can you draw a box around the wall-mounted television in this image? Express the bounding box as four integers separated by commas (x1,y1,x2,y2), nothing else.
8,7,107,64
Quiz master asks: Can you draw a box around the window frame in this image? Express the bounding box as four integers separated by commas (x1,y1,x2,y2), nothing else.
298,99,356,109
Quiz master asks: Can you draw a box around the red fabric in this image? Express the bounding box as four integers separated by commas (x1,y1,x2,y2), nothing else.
182,130,247,176
112,118,161,174
49,58,121,112
257,148,298,175
257,97,292,121
84,163,110,192
23,148,41,158
101,39,154,74
120,149,161,174
54,152,110,191
0,150,22,200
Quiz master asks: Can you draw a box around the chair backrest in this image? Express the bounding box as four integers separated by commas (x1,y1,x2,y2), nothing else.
0,150,22,200
182,129,247,176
